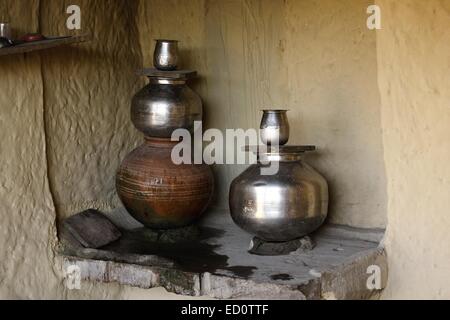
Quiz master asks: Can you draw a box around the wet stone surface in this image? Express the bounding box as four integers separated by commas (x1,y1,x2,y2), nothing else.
270,273,294,281
61,208,387,299
102,226,256,278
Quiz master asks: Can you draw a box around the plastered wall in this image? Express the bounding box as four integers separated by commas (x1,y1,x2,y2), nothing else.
0,0,59,299
0,0,176,299
137,0,387,228
39,0,145,220
3,0,449,300
0,0,387,299
376,0,450,299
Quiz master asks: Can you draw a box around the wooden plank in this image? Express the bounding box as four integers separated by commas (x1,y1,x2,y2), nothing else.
62,209,122,249
0,35,90,56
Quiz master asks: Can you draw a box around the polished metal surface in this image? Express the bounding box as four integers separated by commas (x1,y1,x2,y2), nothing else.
139,68,197,79
245,145,316,162
229,153,328,242
0,23,11,39
0,37,12,48
131,77,202,138
260,110,290,146
245,145,316,153
153,39,179,71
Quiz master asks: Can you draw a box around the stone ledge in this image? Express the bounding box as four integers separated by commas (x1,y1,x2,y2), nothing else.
60,208,387,300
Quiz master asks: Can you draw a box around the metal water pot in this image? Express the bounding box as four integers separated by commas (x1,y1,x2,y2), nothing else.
229,146,329,241
260,109,290,145
153,39,179,71
131,73,202,138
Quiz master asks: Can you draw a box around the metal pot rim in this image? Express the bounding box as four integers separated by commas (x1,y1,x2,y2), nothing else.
261,109,289,113
154,39,179,43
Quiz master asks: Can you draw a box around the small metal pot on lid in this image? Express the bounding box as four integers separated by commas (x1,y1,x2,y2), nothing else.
153,39,179,71
260,109,290,146
0,22,11,39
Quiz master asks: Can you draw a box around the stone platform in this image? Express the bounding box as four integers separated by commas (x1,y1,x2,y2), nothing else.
61,208,387,299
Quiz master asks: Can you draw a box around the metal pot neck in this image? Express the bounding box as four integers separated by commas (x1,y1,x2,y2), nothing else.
257,153,303,162
148,77,187,85
245,145,315,162
261,109,289,114
144,136,180,148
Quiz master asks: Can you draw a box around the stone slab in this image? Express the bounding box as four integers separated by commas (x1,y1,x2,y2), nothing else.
61,208,387,299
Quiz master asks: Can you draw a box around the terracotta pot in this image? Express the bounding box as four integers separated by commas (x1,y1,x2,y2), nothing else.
116,137,214,229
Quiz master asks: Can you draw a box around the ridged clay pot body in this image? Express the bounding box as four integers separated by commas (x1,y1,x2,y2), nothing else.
116,137,214,229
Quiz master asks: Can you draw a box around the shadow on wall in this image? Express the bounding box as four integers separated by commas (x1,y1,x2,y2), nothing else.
136,0,387,229
38,0,144,221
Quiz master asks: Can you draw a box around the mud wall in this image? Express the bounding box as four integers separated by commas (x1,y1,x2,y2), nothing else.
0,0,169,299
376,0,450,299
137,0,387,228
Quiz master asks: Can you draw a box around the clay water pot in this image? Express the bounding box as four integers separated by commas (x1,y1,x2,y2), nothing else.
116,137,214,229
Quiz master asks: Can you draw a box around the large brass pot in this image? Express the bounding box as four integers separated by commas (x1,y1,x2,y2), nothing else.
116,137,214,229
229,147,328,241
131,77,202,138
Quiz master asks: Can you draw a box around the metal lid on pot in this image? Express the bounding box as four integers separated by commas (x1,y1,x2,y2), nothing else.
245,145,316,162
138,68,197,80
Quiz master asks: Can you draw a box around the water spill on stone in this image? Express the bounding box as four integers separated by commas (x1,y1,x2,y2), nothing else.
270,273,293,281
103,226,256,278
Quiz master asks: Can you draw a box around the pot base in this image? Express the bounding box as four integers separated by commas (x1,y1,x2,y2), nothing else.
249,235,315,256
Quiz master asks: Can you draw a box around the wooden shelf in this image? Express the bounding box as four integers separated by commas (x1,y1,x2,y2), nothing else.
0,35,90,56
